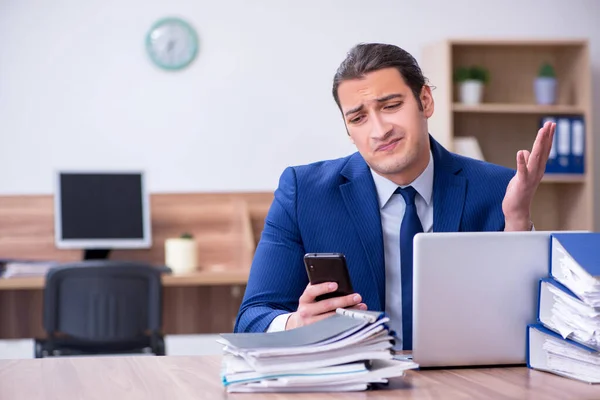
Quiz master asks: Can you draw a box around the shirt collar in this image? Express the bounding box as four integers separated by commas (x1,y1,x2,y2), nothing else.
370,150,434,209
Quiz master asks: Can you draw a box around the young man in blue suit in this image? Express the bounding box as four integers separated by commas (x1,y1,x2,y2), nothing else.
234,43,555,350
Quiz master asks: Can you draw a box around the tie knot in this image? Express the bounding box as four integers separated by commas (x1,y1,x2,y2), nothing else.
395,186,418,205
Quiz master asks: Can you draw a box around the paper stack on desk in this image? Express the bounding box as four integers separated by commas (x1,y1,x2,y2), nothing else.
218,309,418,392
527,233,600,384
0,260,59,278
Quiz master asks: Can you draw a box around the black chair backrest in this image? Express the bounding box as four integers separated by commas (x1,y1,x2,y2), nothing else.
43,261,162,342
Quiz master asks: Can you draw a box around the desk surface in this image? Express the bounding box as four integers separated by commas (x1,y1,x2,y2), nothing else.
0,355,597,399
0,269,249,290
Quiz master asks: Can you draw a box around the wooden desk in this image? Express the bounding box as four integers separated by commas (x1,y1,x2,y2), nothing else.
0,355,597,399
0,192,274,339
0,270,250,291
0,270,249,339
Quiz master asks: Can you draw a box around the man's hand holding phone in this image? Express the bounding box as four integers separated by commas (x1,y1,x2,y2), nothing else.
285,282,367,330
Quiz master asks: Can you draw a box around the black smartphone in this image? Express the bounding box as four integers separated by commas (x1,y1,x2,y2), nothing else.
303,253,354,302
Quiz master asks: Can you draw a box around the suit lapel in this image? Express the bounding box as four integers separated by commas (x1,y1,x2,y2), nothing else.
430,137,467,232
339,154,385,310
337,140,468,309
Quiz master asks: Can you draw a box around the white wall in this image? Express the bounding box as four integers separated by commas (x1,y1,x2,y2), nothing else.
1,0,599,224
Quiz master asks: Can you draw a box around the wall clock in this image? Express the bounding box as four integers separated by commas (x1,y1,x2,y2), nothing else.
146,17,199,71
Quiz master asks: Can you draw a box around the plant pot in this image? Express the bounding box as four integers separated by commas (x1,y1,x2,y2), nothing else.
165,237,198,274
459,80,484,105
534,77,556,105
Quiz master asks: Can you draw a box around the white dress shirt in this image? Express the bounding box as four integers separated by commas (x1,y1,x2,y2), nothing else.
371,152,434,348
267,152,435,336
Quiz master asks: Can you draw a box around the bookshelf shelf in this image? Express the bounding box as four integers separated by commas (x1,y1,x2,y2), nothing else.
440,39,589,47
422,39,594,231
541,174,586,183
452,103,585,115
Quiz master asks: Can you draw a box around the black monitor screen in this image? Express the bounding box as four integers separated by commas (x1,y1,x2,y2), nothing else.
59,173,146,240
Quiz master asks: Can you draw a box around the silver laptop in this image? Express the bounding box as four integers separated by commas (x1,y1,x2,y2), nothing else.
411,231,579,368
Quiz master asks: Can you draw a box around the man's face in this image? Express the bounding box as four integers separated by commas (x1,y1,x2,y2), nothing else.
337,67,434,182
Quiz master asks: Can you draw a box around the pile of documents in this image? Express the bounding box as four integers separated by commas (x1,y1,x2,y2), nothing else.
0,259,59,278
218,309,418,392
527,232,600,383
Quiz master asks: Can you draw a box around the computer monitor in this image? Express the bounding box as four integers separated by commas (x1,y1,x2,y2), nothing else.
54,171,152,260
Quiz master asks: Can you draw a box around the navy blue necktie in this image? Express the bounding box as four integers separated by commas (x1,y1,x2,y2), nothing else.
395,186,423,350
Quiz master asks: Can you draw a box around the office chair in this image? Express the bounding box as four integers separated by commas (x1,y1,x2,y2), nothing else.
35,260,167,358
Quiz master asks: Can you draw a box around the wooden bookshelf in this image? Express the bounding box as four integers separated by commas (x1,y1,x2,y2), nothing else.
452,103,585,115
541,174,587,184
421,39,594,231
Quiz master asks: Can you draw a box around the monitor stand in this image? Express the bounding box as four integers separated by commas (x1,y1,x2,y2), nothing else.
83,249,112,260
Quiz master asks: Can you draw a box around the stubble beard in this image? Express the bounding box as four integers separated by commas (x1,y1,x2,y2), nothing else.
371,146,419,177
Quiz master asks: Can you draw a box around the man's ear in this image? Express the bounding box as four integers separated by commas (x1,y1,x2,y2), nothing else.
420,85,434,118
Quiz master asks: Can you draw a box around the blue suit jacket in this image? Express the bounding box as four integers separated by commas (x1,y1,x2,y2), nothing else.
234,136,515,333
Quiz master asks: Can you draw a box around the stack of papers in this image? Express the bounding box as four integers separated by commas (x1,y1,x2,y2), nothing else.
546,233,600,349
552,240,600,307
541,280,600,350
0,260,59,278
528,233,600,383
218,309,418,392
544,334,600,382
528,324,600,384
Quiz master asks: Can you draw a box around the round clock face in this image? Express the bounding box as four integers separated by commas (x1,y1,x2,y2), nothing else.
146,18,198,70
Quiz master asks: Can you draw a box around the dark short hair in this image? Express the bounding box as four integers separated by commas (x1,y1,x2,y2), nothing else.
332,43,428,112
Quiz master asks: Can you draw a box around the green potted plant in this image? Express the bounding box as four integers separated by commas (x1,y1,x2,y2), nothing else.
454,66,489,105
534,62,556,105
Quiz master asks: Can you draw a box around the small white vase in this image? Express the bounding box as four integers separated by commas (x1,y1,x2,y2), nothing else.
459,80,484,105
165,238,198,274
534,77,556,105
